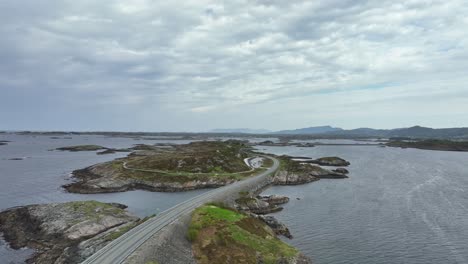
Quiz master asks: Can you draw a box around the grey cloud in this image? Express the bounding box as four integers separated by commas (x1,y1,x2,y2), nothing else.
1,0,467,131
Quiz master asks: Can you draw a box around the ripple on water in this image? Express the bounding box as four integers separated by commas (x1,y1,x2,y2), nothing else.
260,145,468,264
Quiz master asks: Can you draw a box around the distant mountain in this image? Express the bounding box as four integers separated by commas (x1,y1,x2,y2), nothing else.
386,126,468,138
209,125,468,139
274,126,343,135
209,128,271,134
328,126,468,139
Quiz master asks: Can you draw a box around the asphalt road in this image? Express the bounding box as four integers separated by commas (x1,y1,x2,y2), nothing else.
81,156,279,264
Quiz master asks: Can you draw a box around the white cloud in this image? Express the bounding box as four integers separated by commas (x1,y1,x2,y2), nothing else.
1,0,467,131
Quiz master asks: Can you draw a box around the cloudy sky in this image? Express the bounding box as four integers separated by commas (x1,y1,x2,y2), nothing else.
1,0,467,132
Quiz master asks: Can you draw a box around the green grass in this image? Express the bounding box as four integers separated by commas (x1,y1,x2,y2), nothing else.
82,141,274,186
189,205,299,264
189,205,245,242
116,161,267,184
228,225,298,263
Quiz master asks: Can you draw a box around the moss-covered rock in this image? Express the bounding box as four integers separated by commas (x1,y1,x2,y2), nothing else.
189,205,310,264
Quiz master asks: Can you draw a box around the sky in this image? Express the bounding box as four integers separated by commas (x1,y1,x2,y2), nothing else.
1,0,468,132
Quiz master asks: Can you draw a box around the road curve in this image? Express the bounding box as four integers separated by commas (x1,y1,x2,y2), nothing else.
81,156,279,264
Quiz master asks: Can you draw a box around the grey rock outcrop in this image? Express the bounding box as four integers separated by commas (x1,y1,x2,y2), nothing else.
273,163,348,185
306,157,350,167
273,170,320,185
236,197,283,214
258,215,293,239
63,164,237,194
0,201,139,264
258,195,290,205
332,168,349,174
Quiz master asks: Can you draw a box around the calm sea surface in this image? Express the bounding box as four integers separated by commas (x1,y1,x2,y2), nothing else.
259,145,468,264
1,135,467,263
0,134,208,263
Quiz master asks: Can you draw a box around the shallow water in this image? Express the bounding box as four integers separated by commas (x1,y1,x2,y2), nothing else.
260,145,468,264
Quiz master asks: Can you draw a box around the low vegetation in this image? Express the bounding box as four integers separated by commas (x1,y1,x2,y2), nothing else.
65,140,269,193
125,141,250,173
189,204,300,264
65,200,127,221
277,155,312,174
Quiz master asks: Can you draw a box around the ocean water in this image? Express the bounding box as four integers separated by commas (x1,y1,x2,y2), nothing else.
0,134,208,263
1,134,467,264
259,145,468,264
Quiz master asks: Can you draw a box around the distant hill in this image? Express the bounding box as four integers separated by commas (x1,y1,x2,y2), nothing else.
274,126,343,135
386,126,468,138
209,128,271,134
328,126,468,139
208,125,468,139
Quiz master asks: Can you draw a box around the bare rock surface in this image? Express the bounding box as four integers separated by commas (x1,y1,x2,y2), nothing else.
258,194,290,205
236,196,284,214
333,168,350,174
0,201,139,264
258,215,293,239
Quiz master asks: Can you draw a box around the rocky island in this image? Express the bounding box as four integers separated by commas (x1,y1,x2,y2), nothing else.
235,194,290,215
188,204,310,264
64,140,267,193
305,156,350,166
56,145,108,151
0,201,141,264
272,155,349,185
257,140,315,148
56,145,132,155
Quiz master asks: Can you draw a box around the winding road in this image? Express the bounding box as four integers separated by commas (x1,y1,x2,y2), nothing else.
81,156,279,264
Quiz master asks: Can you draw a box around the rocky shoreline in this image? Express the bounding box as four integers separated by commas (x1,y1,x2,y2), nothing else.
1,142,351,263
63,164,239,193
235,194,293,239
0,201,140,264
234,154,352,252
188,204,311,264
272,155,350,185
63,141,264,194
